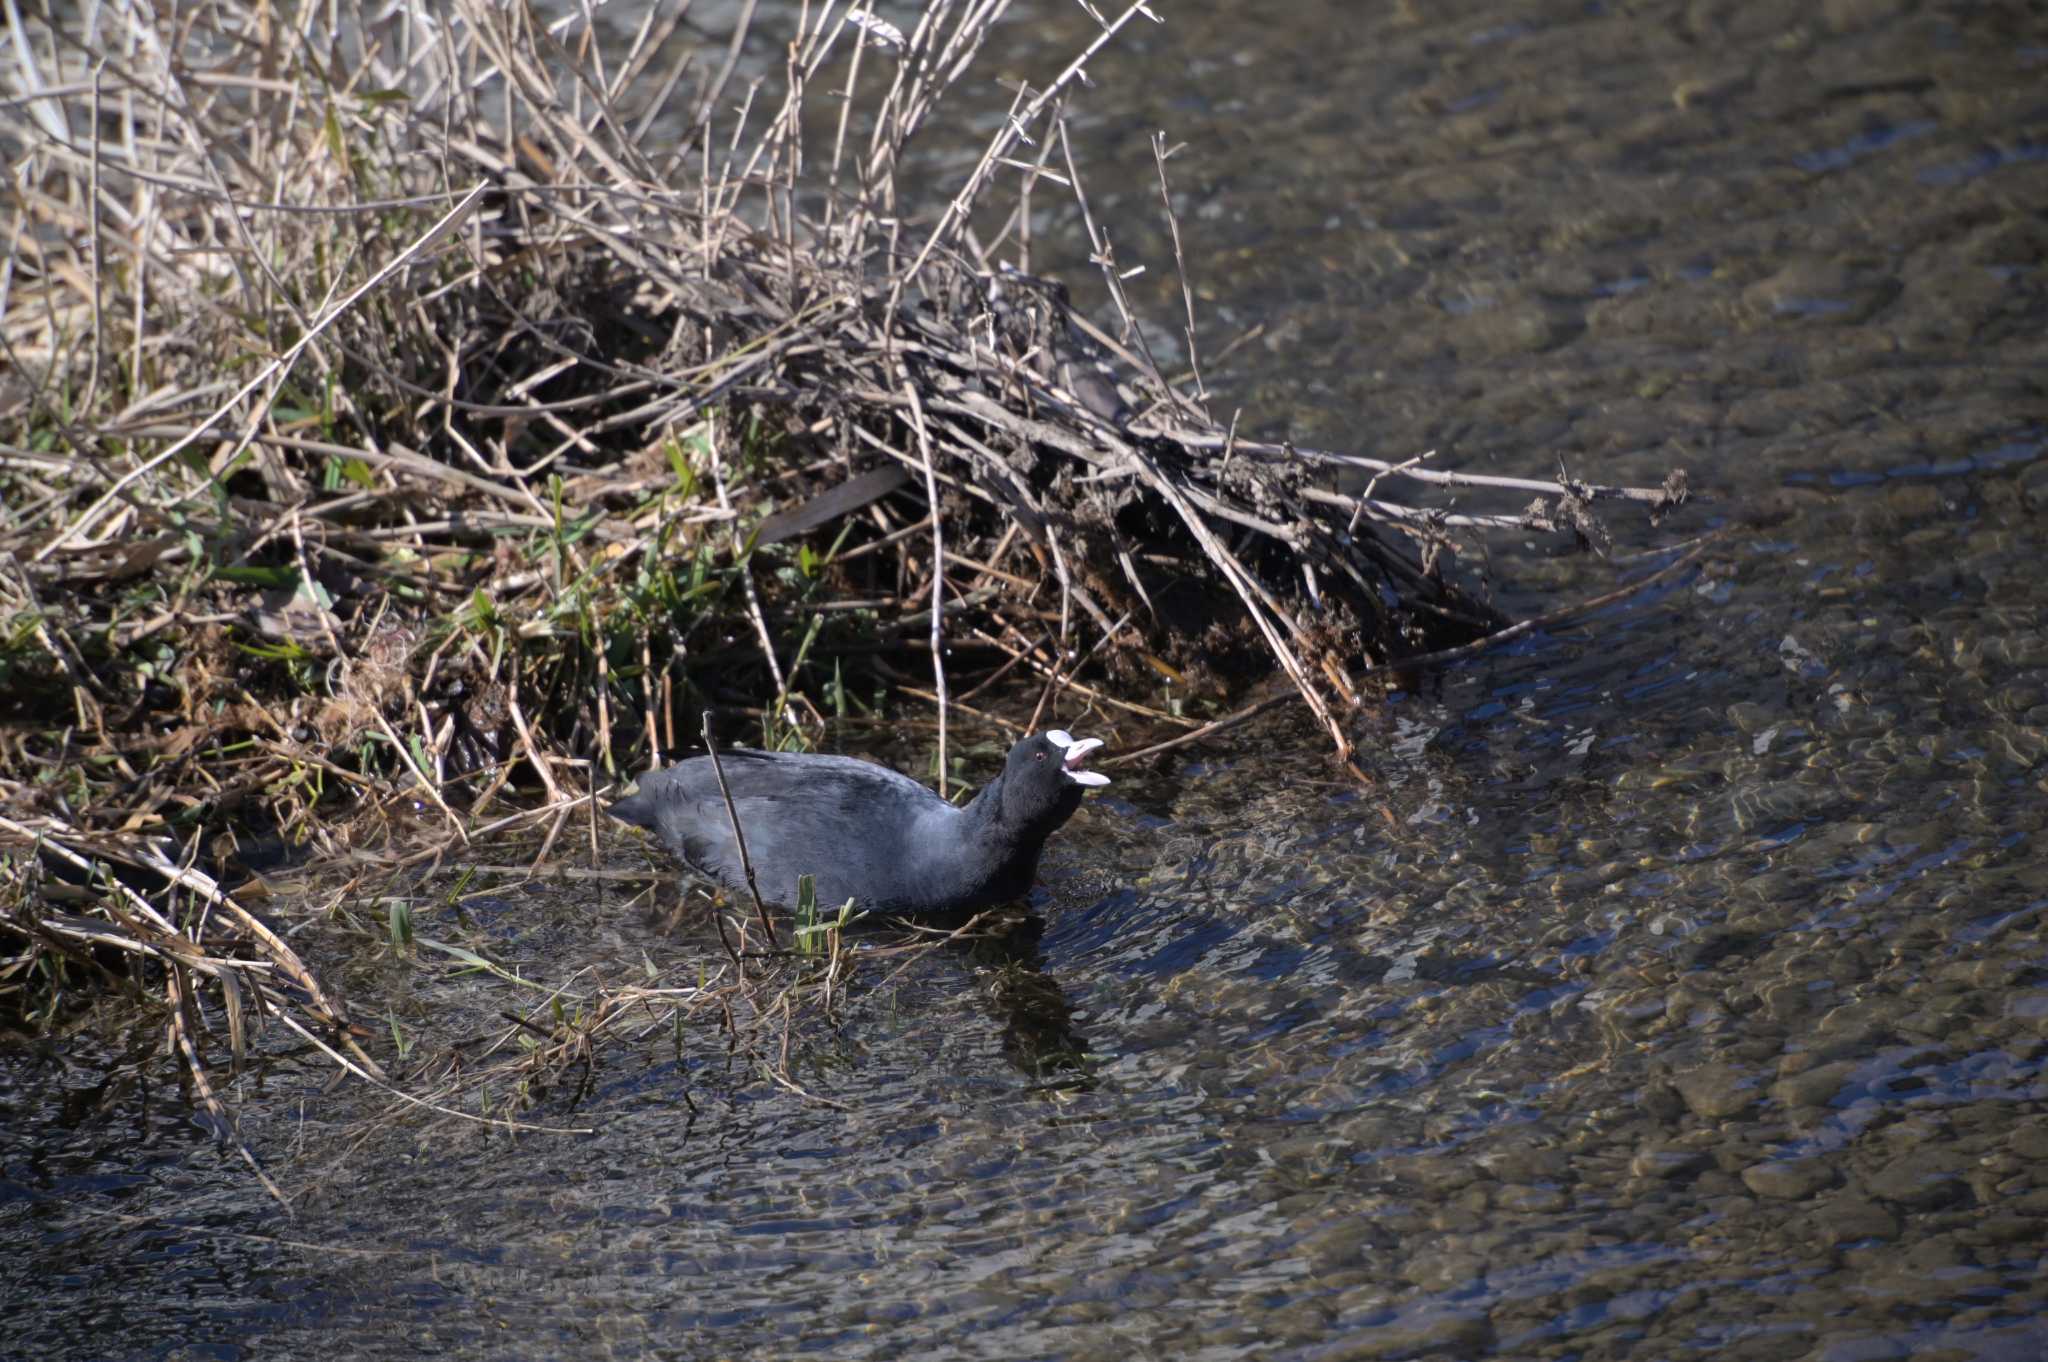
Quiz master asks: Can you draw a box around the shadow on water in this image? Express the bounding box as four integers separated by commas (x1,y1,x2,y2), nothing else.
956,913,1099,1092
838,906,1100,1090
8,0,2048,1357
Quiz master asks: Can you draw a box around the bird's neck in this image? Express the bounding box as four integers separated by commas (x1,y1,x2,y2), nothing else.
961,771,1080,848
960,772,1018,841
945,773,1043,907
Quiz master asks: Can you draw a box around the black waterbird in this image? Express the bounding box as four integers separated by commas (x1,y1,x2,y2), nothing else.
609,731,1109,915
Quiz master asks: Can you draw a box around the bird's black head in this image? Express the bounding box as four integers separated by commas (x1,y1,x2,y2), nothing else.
997,730,1109,833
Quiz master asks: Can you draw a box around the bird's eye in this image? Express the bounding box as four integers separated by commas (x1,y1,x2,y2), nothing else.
1034,750,1046,761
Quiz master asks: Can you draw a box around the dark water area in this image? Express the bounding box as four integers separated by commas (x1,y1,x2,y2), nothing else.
6,1,2048,1358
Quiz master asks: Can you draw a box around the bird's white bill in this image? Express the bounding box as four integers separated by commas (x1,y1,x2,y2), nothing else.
1046,730,1110,786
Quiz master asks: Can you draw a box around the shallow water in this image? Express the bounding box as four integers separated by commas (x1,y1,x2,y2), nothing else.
6,1,2048,1358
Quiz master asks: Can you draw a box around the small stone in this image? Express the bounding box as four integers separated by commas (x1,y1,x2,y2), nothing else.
1666,984,1722,1026
1974,1212,2041,1246
1639,1082,1688,1122
1676,1062,1759,1120
1459,299,1583,357
1694,1168,1745,1200
1770,1060,1859,1109
2007,1120,2048,1161
1728,701,1775,733
2000,1184,2048,1217
1400,1249,1487,1293
1761,977,1823,1023
1904,1233,1968,1272
1719,1326,1816,1360
1476,1145,1567,1184
1401,1154,1477,1196
1814,1191,1900,1246
1297,1218,1375,1272
1632,1143,1708,1179
1494,1183,1569,1216
1867,1149,1969,1210
1329,1308,1494,1360
1742,1157,1839,1200
1740,258,1898,327
2021,463,2048,513
1815,1334,1910,1362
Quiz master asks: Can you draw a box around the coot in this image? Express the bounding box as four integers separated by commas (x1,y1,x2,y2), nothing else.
609,731,1109,914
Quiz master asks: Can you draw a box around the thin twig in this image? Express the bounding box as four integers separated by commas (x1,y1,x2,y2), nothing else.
900,377,949,794
700,710,778,948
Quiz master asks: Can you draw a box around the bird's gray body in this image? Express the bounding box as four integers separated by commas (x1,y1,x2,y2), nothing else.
609,740,1095,915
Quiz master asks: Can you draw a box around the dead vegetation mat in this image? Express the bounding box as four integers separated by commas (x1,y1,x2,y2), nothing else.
0,0,1695,1171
